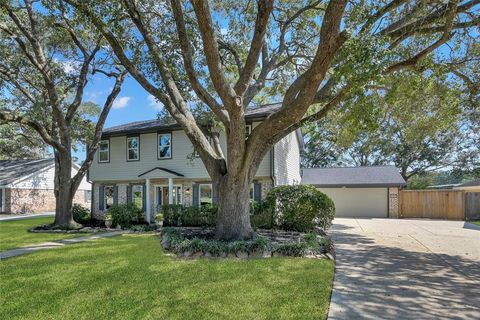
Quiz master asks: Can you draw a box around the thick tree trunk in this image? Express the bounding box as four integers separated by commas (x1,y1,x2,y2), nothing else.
53,152,76,227
214,175,254,241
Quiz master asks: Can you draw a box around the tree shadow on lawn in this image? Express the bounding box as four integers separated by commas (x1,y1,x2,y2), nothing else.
1,235,334,320
329,223,480,320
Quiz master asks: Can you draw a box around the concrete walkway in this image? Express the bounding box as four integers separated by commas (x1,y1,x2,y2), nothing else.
328,218,480,320
0,231,123,260
0,212,55,221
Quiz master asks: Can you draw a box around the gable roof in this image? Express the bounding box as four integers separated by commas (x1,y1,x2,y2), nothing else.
301,166,406,188
102,103,282,137
0,158,54,185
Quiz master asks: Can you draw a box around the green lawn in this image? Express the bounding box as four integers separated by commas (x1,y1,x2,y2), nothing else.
470,220,480,226
0,234,335,320
0,217,82,251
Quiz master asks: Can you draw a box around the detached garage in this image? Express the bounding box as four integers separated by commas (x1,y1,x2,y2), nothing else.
301,166,406,218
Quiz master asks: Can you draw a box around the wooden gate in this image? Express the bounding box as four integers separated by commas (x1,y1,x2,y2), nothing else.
465,192,480,221
399,190,465,220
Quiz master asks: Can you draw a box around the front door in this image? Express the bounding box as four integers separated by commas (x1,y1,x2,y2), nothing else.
155,185,182,211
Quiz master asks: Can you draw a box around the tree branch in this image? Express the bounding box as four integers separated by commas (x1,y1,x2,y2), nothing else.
234,0,274,97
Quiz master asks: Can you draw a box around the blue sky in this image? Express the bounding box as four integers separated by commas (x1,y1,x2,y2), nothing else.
73,74,162,160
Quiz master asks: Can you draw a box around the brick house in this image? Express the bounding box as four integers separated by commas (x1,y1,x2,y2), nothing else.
0,159,91,214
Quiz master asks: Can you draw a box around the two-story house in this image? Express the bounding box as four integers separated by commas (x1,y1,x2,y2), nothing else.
88,104,303,222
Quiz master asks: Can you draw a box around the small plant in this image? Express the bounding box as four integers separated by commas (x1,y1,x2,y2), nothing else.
162,204,217,227
108,203,143,228
72,204,90,224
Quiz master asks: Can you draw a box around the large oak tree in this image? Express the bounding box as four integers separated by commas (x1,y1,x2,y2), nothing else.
64,0,479,239
302,71,480,180
0,0,126,226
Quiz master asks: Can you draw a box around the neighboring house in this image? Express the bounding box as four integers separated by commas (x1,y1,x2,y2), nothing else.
301,166,406,218
0,159,91,214
88,104,303,222
454,179,480,192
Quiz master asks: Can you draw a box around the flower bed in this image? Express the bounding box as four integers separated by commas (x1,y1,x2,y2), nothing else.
161,227,334,260
29,223,159,234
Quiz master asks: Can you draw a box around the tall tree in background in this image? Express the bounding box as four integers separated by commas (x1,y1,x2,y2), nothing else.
0,123,48,159
65,0,479,239
302,71,479,180
0,1,126,227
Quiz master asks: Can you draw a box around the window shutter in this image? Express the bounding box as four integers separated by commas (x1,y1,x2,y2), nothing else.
113,185,118,205
192,183,199,207
99,185,104,211
142,184,146,211
126,185,132,204
0,189,3,212
212,183,218,204
254,182,262,202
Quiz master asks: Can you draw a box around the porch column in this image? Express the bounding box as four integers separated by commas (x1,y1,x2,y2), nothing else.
145,178,151,224
168,178,174,205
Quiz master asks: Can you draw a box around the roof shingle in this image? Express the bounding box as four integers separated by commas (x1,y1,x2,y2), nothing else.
301,166,406,187
103,103,282,136
0,158,54,185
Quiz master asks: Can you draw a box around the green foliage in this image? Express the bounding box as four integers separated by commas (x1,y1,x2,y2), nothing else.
72,204,90,224
260,185,335,232
108,203,143,229
162,204,217,227
302,71,478,180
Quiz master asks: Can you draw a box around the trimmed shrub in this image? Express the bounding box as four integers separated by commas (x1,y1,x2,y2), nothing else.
72,204,90,223
108,203,143,228
162,204,217,227
260,185,335,232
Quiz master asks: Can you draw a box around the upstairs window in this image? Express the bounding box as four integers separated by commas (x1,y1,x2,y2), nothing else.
158,133,172,159
245,124,252,136
98,140,109,163
127,136,140,161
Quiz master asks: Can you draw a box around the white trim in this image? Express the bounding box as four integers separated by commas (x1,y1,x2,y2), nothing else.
157,133,172,159
99,140,110,163
127,136,140,161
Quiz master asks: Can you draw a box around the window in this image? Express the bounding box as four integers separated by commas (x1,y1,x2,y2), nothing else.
127,136,140,161
104,186,114,210
84,190,92,203
245,124,252,137
132,185,144,209
98,140,109,162
199,184,213,206
250,184,254,201
158,133,172,159
193,136,213,158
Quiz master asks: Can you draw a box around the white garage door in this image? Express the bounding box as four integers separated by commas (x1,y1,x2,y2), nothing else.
317,188,388,218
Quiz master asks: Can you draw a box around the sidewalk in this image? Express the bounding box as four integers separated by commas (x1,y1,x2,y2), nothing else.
0,212,55,221
0,231,124,260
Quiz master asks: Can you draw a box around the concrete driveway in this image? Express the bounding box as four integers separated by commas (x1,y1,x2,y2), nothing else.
328,218,480,320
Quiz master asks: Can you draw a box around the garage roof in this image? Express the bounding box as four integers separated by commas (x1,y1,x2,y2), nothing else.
301,166,406,188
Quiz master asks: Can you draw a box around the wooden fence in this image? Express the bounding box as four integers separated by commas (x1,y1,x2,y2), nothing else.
398,190,480,220
465,192,480,220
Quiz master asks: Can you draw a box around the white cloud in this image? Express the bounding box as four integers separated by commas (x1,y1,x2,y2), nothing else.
112,96,132,109
147,95,164,111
